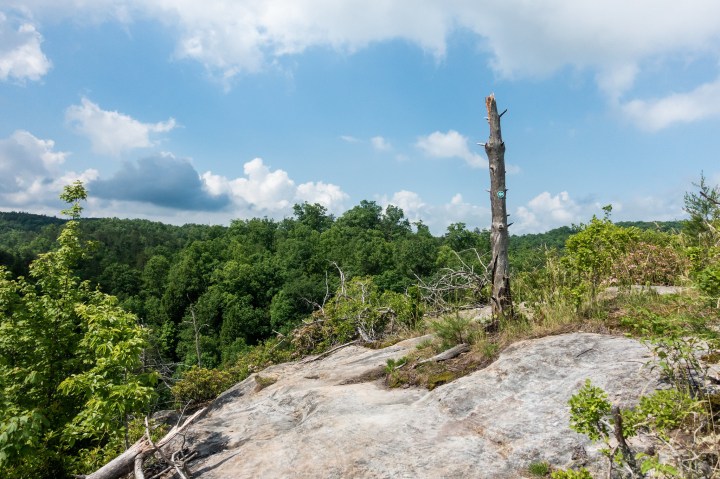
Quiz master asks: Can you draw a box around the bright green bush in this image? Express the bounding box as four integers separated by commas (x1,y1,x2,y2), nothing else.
564,209,639,299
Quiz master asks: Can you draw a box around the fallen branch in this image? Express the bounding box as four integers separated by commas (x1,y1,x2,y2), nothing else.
79,406,208,479
133,453,146,479
415,343,470,368
301,340,359,364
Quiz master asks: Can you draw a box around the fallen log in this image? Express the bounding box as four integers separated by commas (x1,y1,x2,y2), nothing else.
414,343,470,368
78,406,208,479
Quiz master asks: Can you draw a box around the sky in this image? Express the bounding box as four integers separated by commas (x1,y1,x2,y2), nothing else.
1,1,719,235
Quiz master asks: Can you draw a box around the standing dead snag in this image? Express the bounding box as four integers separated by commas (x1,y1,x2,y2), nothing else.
483,94,513,326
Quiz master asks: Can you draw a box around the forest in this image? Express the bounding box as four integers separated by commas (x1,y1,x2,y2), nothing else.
0,178,717,478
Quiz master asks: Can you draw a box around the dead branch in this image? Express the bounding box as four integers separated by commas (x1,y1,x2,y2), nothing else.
700,190,720,206
301,339,359,364
79,406,207,479
417,248,490,314
133,453,145,479
414,343,470,368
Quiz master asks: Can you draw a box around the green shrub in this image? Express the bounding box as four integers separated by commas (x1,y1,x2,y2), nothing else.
528,460,551,476
171,366,235,406
568,380,612,441
550,468,593,479
696,265,720,306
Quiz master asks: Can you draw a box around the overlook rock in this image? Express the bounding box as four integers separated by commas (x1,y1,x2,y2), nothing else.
182,333,660,478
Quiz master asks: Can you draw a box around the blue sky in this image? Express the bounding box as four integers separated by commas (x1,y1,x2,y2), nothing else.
1,1,719,234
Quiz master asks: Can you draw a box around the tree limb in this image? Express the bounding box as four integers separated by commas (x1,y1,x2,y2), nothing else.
414,343,470,368
80,406,208,479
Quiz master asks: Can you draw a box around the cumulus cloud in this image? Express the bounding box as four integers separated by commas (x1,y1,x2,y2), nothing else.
380,190,489,235
89,155,229,210
0,130,100,209
0,130,68,193
621,78,720,130
201,158,348,215
513,191,623,233
296,181,349,214
515,191,582,232
416,130,487,168
66,97,176,156
0,13,51,82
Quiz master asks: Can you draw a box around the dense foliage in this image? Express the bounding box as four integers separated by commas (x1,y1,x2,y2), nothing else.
0,175,717,476
0,183,156,478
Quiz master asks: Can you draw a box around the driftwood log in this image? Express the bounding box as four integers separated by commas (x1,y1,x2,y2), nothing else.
77,407,207,479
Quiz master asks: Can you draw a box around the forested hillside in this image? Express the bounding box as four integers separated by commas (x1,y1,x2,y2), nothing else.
1,178,718,478
0,206,683,371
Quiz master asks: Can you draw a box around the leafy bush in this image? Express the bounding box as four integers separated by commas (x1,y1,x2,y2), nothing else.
564,209,639,299
550,468,592,479
696,265,720,306
171,366,234,406
567,378,709,477
568,380,612,441
528,461,551,476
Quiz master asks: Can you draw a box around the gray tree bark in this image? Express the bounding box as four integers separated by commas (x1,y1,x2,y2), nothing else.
483,94,513,326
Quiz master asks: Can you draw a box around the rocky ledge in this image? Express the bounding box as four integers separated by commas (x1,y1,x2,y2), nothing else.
181,332,661,478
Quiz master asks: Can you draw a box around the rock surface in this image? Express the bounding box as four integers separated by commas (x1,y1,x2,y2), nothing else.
183,333,661,478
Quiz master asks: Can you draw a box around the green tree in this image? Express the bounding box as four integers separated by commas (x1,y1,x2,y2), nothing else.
564,207,638,300
683,172,720,242
0,182,156,477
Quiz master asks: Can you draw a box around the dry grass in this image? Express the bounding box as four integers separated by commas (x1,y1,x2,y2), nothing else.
383,287,719,391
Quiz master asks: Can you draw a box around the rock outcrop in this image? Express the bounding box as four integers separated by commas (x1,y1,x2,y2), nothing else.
182,332,661,478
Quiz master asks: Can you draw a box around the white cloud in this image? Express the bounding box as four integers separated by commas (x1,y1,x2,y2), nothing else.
65,97,176,156
296,181,349,214
0,129,101,209
201,157,348,215
340,135,360,143
621,77,720,131
380,190,489,234
229,157,297,211
17,1,720,128
382,190,426,221
515,191,585,234
0,13,51,82
370,135,391,151
5,169,100,210
0,130,68,193
416,130,487,168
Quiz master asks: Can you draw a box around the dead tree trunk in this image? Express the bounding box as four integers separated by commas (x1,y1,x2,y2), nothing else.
483,94,513,326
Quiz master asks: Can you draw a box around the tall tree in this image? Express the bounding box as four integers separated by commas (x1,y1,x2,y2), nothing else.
0,182,156,478
483,94,514,324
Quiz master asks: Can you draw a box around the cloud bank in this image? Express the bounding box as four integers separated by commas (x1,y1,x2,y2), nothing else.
14,0,720,128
